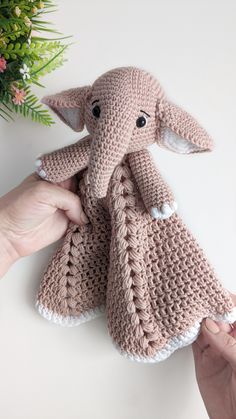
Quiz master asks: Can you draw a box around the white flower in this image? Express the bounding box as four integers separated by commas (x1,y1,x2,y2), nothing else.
19,63,30,80
27,37,31,46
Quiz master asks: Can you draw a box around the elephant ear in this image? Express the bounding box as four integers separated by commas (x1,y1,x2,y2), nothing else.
157,101,213,153
42,86,91,131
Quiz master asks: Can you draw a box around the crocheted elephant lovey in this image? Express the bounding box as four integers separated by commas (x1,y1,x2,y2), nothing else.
35,67,236,363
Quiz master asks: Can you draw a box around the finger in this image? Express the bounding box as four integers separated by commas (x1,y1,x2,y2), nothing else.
20,174,87,225
195,319,232,352
41,183,89,225
202,318,236,371
215,321,233,334
26,172,76,192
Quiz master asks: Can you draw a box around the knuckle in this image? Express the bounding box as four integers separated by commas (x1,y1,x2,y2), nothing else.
61,189,81,208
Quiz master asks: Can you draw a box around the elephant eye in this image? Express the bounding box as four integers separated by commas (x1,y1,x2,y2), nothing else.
92,105,101,118
136,115,147,128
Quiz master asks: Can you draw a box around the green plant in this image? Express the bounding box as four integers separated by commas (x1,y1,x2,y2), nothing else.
0,0,71,126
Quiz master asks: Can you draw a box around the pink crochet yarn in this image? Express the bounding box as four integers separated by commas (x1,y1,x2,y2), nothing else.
35,67,236,362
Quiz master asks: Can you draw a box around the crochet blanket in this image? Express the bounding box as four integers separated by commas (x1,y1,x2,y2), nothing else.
35,67,236,362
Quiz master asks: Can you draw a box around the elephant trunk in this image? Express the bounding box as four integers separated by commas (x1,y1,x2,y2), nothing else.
88,108,135,199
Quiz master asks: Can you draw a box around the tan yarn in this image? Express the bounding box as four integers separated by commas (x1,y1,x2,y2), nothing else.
37,169,111,323
37,135,91,182
106,159,234,360
36,67,235,362
128,149,174,211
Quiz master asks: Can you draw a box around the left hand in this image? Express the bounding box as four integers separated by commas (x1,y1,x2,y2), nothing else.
0,174,88,276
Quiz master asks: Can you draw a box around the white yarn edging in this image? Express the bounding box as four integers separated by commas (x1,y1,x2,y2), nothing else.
161,127,200,154
36,302,105,327
36,302,236,362
115,307,236,363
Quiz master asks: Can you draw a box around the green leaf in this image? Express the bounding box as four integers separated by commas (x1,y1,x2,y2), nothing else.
31,44,68,76
0,0,71,127
0,105,14,121
32,35,72,41
31,79,45,88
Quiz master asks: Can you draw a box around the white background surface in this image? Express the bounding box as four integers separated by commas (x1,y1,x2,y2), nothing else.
0,1,236,418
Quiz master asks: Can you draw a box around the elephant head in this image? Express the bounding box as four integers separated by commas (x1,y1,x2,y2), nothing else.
43,67,213,198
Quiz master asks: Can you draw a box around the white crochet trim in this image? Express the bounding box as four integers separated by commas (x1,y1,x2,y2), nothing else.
35,159,47,179
36,302,236,361
36,302,105,327
35,158,42,168
151,201,178,220
115,308,236,363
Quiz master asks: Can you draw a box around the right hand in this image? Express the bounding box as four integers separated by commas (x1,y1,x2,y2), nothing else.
192,294,236,419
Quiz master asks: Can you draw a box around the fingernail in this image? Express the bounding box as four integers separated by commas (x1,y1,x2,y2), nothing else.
205,318,220,334
81,212,89,224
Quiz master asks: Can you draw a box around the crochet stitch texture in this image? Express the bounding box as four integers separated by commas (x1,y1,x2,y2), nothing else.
35,67,236,362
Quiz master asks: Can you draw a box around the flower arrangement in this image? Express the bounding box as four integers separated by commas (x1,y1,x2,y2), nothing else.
0,0,70,126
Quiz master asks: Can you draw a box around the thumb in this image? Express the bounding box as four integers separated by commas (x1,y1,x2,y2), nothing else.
42,183,89,225
202,318,236,370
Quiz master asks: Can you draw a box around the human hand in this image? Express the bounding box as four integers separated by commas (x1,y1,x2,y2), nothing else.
192,294,236,419
0,174,88,277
